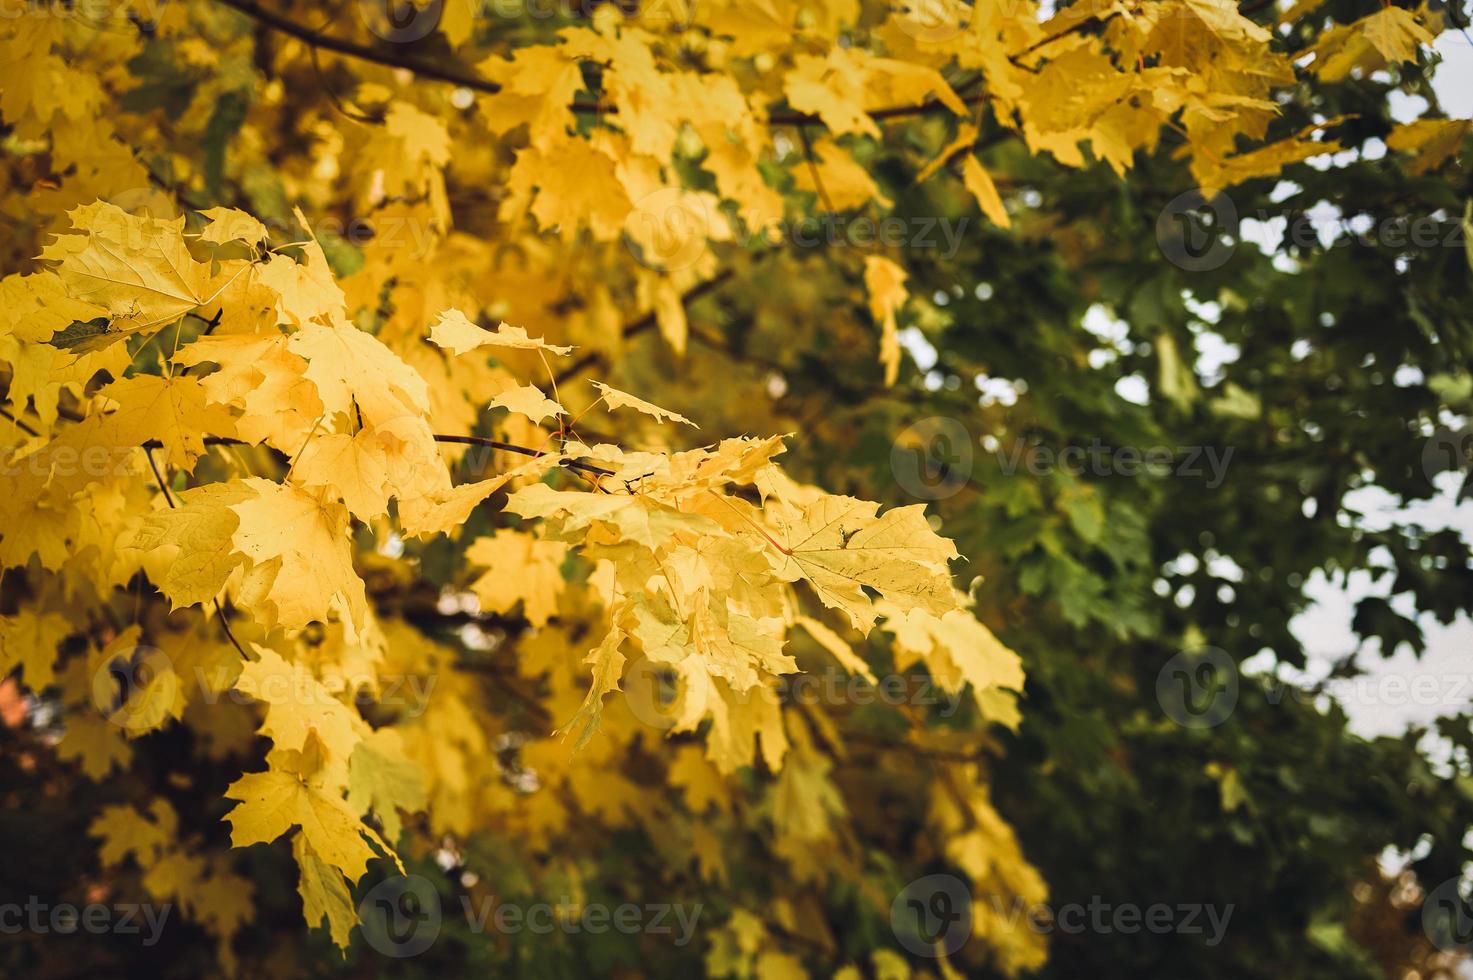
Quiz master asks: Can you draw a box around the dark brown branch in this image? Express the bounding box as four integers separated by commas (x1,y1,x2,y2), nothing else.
841,730,993,763
553,265,741,385
219,0,504,97
0,406,40,438
766,91,990,127
136,434,616,477
428,434,614,477
219,0,992,127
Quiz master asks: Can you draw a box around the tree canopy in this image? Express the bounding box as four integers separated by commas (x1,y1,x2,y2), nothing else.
1,0,1472,977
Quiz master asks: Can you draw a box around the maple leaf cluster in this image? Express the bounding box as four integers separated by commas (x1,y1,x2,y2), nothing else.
0,0,1461,975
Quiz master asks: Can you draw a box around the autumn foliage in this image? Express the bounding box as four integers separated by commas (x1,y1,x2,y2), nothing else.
1,0,1469,977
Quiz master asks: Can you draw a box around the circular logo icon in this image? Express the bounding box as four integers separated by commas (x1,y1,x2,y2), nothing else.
1423,877,1473,953
91,645,176,734
891,873,972,957
1156,647,1238,728
1422,425,1472,482
624,188,712,272
358,874,441,957
892,0,966,44
891,417,973,500
358,0,444,43
623,656,708,732
1156,190,1239,272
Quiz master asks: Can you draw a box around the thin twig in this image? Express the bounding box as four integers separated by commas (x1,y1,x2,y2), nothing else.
143,445,250,658
0,407,40,438
553,264,742,385
219,0,997,127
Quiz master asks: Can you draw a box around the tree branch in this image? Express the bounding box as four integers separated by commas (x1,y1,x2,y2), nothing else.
553,266,738,384
137,434,617,477
142,445,250,658
219,0,991,127
218,0,508,97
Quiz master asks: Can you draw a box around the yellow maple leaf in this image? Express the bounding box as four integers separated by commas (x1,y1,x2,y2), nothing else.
347,728,426,843
198,207,268,246
429,308,573,356
0,609,70,688
234,646,366,763
1309,7,1434,81
229,479,368,631
591,380,698,427
466,530,568,627
770,495,959,632
47,201,211,335
962,155,1011,228
224,768,386,881
130,481,252,609
488,382,565,424
90,374,237,473
291,431,392,520
863,256,908,386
